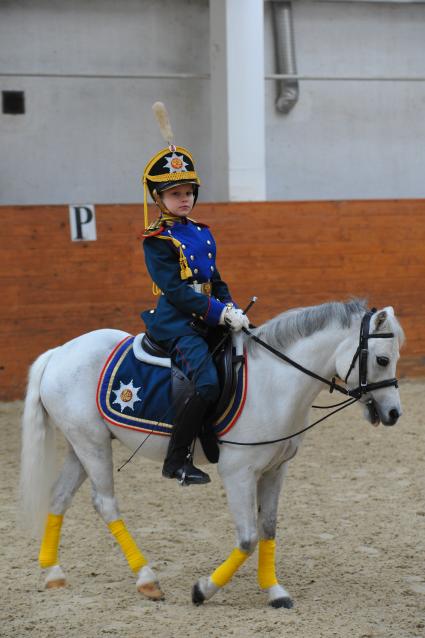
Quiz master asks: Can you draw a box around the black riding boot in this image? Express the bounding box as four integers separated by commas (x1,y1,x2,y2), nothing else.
162,393,211,485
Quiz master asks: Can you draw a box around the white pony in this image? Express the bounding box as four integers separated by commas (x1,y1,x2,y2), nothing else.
20,300,403,608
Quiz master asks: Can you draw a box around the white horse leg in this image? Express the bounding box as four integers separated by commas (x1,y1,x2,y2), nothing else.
39,446,87,588
257,463,293,608
70,437,164,601
192,468,258,604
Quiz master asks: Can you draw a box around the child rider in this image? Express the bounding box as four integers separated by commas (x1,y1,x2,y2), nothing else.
141,143,249,486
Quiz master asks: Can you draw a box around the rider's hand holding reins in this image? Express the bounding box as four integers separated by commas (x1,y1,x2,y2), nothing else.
219,305,250,332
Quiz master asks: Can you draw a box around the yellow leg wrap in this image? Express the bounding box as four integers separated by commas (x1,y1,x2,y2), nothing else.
258,539,279,589
39,513,64,568
210,548,250,588
108,519,147,573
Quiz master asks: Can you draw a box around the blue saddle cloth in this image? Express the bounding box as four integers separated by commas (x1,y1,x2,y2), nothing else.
96,335,247,437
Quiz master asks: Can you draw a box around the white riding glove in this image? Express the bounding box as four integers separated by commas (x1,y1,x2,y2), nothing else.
219,306,250,332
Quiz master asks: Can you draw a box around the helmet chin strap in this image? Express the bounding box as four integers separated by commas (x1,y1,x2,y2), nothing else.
152,188,171,215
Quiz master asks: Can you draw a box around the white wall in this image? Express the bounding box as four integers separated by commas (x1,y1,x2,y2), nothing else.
1,0,425,204
265,1,425,200
0,0,211,204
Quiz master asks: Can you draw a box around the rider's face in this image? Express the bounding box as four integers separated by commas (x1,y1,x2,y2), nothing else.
161,184,195,217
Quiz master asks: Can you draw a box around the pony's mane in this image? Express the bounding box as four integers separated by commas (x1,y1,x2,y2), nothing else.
247,299,368,354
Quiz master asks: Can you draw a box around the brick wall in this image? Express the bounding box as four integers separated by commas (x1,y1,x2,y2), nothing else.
1,200,423,400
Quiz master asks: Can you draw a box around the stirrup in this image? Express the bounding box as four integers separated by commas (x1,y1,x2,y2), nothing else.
178,453,191,486
162,453,211,486
178,467,187,486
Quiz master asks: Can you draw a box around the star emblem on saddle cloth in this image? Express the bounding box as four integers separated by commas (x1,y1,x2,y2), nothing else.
163,152,188,173
112,380,142,412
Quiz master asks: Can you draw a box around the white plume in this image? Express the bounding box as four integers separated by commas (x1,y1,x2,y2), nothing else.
152,102,174,147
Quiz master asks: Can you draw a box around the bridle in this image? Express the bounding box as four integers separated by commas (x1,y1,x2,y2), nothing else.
219,308,399,447
343,308,398,399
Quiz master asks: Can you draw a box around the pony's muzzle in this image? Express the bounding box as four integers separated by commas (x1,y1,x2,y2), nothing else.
384,407,400,426
379,404,401,426
364,400,401,427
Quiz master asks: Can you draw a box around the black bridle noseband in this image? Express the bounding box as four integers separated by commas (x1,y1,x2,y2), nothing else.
220,308,399,447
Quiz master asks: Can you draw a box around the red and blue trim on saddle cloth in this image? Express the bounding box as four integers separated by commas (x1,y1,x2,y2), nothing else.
96,335,248,438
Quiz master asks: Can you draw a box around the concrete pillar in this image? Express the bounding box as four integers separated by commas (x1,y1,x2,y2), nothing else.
210,0,266,201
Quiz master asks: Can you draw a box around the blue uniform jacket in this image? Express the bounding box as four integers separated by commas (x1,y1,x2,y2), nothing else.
141,218,234,342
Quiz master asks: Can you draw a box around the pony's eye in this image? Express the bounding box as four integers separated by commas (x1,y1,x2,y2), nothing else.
377,356,390,367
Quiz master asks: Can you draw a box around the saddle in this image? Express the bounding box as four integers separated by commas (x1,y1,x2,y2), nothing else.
134,328,244,421
133,328,245,460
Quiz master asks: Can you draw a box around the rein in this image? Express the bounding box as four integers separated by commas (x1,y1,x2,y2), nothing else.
219,309,399,447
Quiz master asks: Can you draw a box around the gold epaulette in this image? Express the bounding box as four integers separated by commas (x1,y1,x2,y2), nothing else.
142,218,165,238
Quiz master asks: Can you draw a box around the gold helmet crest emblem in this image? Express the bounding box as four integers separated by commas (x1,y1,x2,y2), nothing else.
170,157,183,170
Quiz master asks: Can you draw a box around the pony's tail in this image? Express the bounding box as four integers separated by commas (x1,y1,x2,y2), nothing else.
19,348,58,538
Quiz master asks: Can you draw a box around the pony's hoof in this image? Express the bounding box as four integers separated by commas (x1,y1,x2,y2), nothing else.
45,578,66,589
137,582,165,601
192,582,205,605
136,565,164,601
192,576,218,603
270,596,293,609
44,565,66,589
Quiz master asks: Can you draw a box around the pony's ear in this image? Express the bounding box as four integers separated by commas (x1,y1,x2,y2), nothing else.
374,309,388,330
